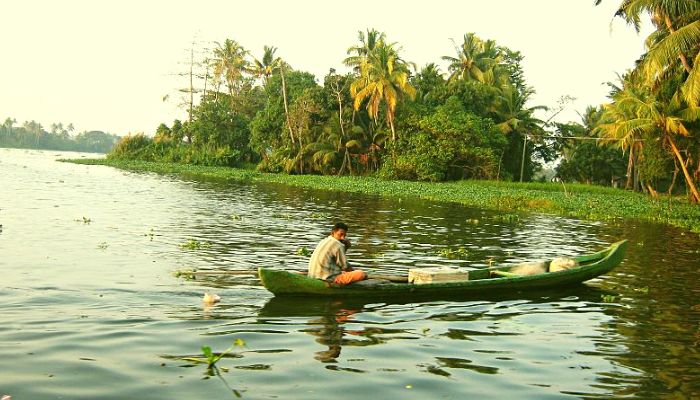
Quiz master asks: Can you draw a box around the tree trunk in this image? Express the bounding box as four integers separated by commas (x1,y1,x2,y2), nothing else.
519,135,528,182
389,116,396,143
625,148,634,190
203,66,209,100
338,149,353,176
646,182,659,199
338,150,347,175
280,66,295,148
668,159,679,195
667,135,700,203
335,84,346,146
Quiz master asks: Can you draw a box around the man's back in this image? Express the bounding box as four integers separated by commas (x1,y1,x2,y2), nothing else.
308,235,346,281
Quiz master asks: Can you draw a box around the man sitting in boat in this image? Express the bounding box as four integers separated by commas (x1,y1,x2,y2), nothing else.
308,222,367,285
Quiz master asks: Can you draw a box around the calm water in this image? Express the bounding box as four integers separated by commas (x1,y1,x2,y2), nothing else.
1,148,699,399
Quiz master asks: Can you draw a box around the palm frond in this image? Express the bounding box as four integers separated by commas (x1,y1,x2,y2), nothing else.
681,52,700,106
643,20,700,80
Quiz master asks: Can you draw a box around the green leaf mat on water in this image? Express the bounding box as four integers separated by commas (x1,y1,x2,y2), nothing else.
63,158,700,233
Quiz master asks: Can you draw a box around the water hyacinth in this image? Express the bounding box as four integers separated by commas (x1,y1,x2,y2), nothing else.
63,159,700,233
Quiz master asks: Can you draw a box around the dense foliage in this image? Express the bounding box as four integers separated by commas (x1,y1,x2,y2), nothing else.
109,30,547,183
0,118,119,153
106,9,699,204
584,0,700,202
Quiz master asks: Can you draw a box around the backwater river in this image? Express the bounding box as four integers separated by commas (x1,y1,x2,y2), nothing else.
1,148,699,399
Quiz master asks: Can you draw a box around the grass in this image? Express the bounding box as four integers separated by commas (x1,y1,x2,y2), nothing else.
62,158,700,233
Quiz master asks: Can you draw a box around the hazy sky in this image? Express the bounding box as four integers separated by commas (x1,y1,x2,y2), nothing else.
1,0,650,136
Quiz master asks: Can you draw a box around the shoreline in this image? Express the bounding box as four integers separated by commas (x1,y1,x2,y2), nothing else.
62,158,700,233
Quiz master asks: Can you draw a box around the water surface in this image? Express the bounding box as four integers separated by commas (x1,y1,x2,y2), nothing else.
1,148,699,399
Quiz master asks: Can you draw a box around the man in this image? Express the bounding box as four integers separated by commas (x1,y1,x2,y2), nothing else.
308,222,366,285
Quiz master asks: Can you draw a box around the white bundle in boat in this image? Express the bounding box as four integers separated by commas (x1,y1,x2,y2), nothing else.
509,261,547,276
549,257,578,272
408,267,470,284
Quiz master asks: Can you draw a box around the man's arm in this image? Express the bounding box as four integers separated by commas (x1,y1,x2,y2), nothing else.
336,244,349,271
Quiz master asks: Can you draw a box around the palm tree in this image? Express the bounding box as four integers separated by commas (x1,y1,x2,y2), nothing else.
492,86,545,135
596,84,648,190
211,39,250,98
349,40,416,143
252,45,283,86
251,46,297,152
442,33,503,84
598,84,700,202
491,85,547,181
598,0,700,106
344,28,386,72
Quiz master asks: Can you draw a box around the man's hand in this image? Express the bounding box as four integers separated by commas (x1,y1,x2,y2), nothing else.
341,239,352,251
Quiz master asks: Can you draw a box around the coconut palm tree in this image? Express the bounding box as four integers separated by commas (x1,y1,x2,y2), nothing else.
492,86,545,135
598,0,700,105
442,33,503,84
344,28,387,72
250,46,297,153
349,40,416,143
598,83,700,202
251,45,283,86
596,84,648,190
211,39,250,98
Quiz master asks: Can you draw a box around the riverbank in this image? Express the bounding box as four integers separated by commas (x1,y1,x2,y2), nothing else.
64,158,700,233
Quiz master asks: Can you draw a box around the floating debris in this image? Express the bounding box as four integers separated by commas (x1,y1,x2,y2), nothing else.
203,293,221,305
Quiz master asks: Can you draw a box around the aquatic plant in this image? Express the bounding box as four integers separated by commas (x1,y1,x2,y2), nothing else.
437,246,469,259
62,159,700,233
601,294,618,303
143,228,156,240
172,339,246,398
173,269,197,280
178,239,211,250
492,213,520,222
296,247,311,256
309,212,330,219
177,339,246,369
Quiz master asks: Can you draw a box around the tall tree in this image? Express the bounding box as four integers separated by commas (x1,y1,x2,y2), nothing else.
597,0,700,105
344,28,387,72
596,82,648,190
211,39,250,99
598,82,700,202
252,45,282,86
349,39,416,143
442,33,503,84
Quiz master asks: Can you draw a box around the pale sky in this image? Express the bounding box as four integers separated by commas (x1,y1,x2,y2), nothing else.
1,0,650,136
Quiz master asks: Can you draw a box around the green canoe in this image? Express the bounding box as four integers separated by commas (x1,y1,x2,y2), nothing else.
258,240,628,298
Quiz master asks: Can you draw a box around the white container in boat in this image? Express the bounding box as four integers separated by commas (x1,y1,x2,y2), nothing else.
408,267,470,284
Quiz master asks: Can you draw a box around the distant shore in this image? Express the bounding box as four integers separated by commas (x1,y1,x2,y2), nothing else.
63,158,700,233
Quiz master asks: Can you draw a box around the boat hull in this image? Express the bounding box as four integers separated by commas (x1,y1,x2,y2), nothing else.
258,240,628,298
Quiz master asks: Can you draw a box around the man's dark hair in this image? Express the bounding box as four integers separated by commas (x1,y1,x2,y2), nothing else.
332,222,348,232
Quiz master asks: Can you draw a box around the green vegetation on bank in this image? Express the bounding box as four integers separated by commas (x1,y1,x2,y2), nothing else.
108,1,700,206
64,158,700,233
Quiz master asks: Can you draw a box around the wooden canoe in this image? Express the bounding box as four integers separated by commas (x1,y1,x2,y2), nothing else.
258,240,628,298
